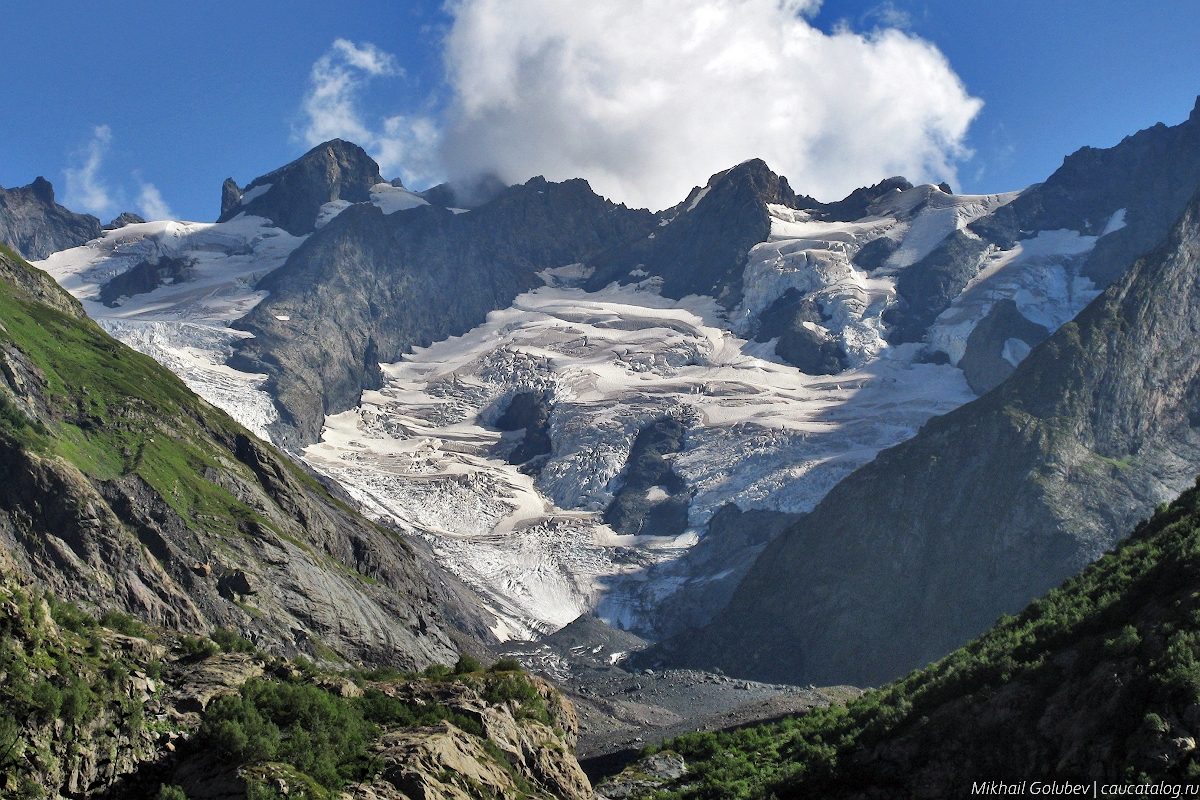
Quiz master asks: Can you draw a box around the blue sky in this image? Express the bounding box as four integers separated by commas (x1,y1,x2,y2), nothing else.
1,1,1197,221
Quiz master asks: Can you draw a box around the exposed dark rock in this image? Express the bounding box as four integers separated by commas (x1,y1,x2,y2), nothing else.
851,234,901,271
0,176,102,259
958,298,1051,394
419,174,509,209
753,287,827,342
776,324,847,375
813,176,913,223
654,182,1200,688
216,139,383,235
603,417,691,538
98,254,197,307
230,175,654,448
584,159,817,307
103,212,147,230
883,230,991,344
220,176,242,217
495,391,553,465
937,181,953,194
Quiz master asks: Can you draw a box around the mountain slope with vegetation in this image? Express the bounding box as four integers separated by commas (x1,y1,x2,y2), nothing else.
611,475,1200,798
0,242,475,668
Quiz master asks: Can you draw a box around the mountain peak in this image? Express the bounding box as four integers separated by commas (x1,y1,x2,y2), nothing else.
216,139,384,235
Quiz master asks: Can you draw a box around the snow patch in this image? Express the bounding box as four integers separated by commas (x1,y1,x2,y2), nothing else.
1102,207,1127,236
1001,337,1032,368
239,183,272,204
315,199,353,229
370,183,430,214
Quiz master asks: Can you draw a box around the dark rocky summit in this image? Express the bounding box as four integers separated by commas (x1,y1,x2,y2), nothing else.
103,211,147,230
584,158,816,307
230,175,654,449
652,180,1200,688
217,139,384,235
0,243,477,669
0,176,102,259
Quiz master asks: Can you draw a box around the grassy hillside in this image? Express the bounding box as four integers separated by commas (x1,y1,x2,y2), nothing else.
618,477,1200,797
0,242,467,667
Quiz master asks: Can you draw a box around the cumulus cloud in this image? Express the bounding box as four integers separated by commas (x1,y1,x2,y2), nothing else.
63,125,115,215
135,180,173,221
301,39,441,187
439,0,982,209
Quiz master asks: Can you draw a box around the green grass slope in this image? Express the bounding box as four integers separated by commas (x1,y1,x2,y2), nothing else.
0,243,467,668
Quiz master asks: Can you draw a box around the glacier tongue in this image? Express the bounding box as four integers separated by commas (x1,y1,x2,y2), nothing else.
301,280,975,640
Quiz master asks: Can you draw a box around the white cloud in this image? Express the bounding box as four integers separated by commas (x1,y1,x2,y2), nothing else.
439,0,982,210
301,39,442,187
63,125,114,215
135,180,173,221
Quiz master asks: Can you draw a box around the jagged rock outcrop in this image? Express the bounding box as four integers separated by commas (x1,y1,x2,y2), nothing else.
584,159,817,306
217,139,384,235
230,175,655,448
0,176,102,259
103,211,147,231
652,181,1200,687
0,243,469,668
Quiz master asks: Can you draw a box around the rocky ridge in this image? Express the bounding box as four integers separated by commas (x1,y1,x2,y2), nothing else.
0,176,103,260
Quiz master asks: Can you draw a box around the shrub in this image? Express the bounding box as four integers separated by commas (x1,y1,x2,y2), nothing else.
156,785,188,800
453,654,482,674
210,627,257,654
489,658,522,673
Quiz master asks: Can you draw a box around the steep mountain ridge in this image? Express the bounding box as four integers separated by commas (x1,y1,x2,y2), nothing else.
614,475,1200,797
0,243,475,668
217,138,385,235
0,176,102,260
654,179,1200,687
230,175,655,448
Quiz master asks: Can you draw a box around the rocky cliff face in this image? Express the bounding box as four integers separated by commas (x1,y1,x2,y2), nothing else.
0,177,102,260
0,243,472,669
229,176,655,448
583,159,815,307
217,139,384,235
653,181,1200,688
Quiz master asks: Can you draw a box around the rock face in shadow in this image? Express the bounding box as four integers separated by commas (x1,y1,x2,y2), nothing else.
217,139,383,235
653,184,1200,688
495,391,553,466
230,175,654,449
958,298,1051,394
99,254,197,307
753,287,848,374
0,244,474,669
584,159,815,307
0,176,102,259
603,417,691,539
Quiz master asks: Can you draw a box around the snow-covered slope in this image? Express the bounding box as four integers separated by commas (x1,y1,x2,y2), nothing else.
36,215,304,440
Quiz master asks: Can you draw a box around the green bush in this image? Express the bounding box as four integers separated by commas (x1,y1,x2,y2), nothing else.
422,663,451,680
453,653,482,675
180,636,219,660
48,595,95,634
156,785,187,800
99,609,149,639
489,658,522,673
210,627,257,654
